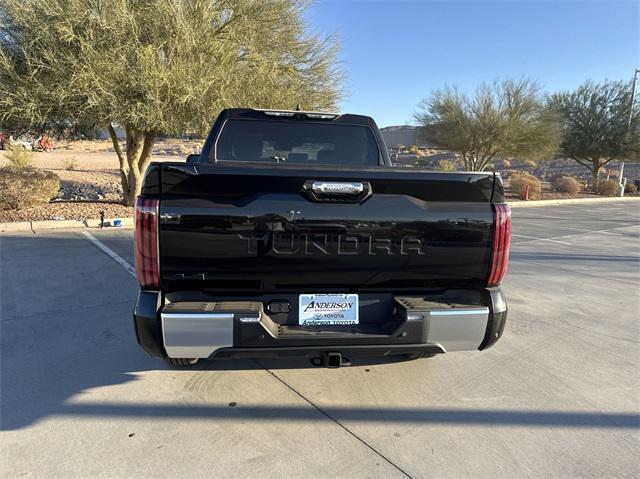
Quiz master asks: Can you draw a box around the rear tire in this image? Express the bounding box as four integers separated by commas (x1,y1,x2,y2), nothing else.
166,358,198,367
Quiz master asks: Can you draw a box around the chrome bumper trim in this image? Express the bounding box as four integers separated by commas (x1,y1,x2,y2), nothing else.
161,312,235,358
427,307,489,352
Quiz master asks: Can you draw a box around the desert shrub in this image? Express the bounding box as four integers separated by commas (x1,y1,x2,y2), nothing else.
4,145,33,169
63,156,78,171
509,172,542,200
437,159,458,171
624,181,638,194
599,179,620,197
177,144,193,155
0,166,60,210
552,176,582,195
548,174,563,185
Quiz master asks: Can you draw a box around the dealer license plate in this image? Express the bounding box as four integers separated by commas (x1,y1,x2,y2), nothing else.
298,294,359,326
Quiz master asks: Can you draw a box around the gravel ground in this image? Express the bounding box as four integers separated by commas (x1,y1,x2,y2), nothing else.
56,171,124,201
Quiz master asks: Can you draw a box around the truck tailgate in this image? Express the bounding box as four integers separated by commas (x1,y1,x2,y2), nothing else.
155,163,497,291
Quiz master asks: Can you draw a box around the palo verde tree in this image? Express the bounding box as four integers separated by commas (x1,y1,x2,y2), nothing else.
550,80,640,191
0,0,342,204
414,78,561,171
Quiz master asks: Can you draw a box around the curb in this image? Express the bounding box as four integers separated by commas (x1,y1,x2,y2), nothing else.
508,196,640,208
0,217,134,233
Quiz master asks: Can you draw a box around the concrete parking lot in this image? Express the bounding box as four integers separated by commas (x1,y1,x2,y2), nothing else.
1,201,639,478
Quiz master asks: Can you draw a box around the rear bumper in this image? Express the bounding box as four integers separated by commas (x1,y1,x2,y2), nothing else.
133,289,507,360
212,344,446,361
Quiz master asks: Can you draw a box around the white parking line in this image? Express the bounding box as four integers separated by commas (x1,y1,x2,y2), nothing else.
513,222,598,234
79,231,136,278
511,234,572,245
512,224,640,246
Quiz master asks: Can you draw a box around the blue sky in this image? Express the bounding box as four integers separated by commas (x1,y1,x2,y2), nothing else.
307,0,639,127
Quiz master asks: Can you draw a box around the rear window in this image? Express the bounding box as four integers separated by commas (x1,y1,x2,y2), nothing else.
214,119,380,166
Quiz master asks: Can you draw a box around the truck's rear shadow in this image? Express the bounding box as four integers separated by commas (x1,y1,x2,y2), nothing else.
48,403,640,429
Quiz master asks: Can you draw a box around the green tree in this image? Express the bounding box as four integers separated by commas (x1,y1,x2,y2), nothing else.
0,0,342,204
414,78,561,171
550,80,640,191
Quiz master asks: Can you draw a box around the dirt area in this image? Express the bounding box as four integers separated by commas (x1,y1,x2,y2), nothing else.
0,139,198,222
0,139,195,171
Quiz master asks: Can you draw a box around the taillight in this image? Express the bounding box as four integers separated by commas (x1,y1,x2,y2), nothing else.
135,197,159,289
487,204,511,287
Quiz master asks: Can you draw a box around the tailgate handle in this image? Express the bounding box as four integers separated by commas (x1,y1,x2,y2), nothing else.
302,180,371,203
310,181,364,195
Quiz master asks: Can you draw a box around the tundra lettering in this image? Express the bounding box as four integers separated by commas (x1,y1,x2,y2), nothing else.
237,232,426,255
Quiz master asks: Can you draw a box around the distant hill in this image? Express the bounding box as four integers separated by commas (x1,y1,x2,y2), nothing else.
380,125,429,148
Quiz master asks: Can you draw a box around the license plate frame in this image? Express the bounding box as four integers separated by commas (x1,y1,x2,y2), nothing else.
298,294,359,326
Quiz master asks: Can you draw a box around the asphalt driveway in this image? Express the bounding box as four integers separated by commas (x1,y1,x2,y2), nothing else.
1,201,638,478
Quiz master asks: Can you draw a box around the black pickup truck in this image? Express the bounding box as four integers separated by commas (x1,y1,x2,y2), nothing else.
133,108,510,367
